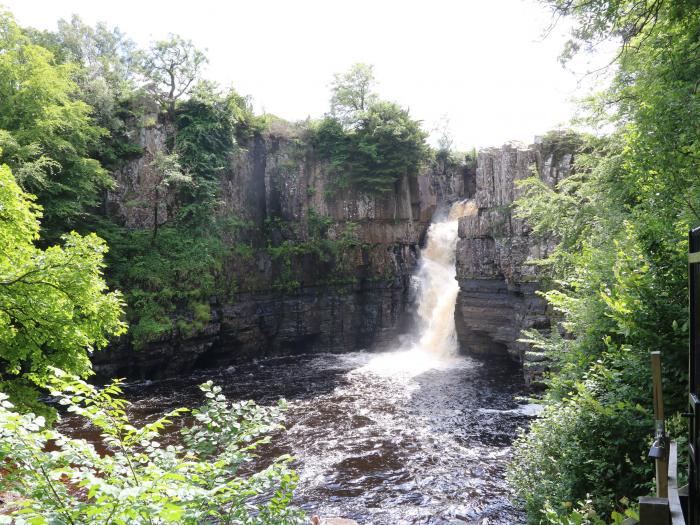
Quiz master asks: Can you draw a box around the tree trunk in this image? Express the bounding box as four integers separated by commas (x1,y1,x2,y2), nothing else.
152,187,159,245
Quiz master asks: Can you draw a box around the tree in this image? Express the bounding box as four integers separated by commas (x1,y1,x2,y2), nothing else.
330,62,378,128
25,16,148,175
145,151,192,242
0,164,126,414
139,35,208,119
509,2,700,521
433,114,454,163
315,97,428,194
541,0,699,63
27,15,137,120
434,115,454,153
173,84,238,225
0,10,113,239
351,101,429,191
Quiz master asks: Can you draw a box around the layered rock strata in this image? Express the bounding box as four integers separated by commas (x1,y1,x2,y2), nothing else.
94,123,469,379
454,135,576,384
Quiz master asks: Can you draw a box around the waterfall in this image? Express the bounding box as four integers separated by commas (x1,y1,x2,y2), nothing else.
361,198,477,376
412,199,477,357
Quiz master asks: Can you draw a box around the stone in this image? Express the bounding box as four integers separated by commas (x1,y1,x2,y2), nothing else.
96,115,576,387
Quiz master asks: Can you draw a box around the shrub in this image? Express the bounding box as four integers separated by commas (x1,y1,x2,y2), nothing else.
541,498,638,525
0,370,305,525
509,130,690,522
313,102,428,194
101,224,230,348
0,165,126,415
508,366,652,522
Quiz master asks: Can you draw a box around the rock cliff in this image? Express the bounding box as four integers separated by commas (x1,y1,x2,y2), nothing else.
94,122,471,378
454,134,577,384
93,114,573,385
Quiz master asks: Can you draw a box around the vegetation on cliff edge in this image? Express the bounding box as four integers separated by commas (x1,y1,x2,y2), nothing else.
509,1,700,523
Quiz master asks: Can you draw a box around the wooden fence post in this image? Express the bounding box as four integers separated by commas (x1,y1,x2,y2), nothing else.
651,351,669,498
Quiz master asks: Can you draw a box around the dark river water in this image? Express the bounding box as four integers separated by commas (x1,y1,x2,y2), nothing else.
61,348,533,525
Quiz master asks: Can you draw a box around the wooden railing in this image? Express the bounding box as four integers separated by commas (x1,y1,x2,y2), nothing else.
635,441,686,525
614,229,700,525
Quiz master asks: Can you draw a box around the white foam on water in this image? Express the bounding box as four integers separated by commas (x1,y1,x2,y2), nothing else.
362,199,477,378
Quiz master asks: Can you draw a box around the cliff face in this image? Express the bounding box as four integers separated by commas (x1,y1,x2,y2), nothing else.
454,136,576,384
94,116,572,384
94,122,470,378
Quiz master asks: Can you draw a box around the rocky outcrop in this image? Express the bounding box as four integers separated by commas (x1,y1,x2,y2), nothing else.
454,134,577,385
429,155,476,203
94,121,467,379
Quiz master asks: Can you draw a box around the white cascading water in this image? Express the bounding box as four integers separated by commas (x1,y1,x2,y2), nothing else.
413,199,477,357
362,199,477,376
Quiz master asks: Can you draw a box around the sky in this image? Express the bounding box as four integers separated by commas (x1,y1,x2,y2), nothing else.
4,0,615,149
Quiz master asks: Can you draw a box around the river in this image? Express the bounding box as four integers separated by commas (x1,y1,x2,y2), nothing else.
62,200,533,524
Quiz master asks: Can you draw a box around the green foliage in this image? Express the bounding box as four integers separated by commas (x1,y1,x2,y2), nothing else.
511,2,700,522
0,165,126,414
433,147,476,173
313,64,429,194
138,34,207,117
542,498,638,525
0,371,305,524
0,11,112,238
224,88,268,145
433,114,455,163
265,211,360,292
351,102,429,191
25,16,148,180
313,117,351,188
25,15,137,128
542,0,700,64
511,138,690,520
174,85,236,224
539,130,585,167
92,83,255,346
314,103,429,194
509,348,653,521
100,224,231,349
330,62,378,128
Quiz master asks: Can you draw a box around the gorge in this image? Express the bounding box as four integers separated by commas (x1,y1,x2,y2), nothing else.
94,123,577,384
63,197,540,524
2,3,696,522
69,131,577,524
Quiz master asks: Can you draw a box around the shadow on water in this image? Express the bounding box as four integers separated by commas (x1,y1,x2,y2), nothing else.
57,352,351,445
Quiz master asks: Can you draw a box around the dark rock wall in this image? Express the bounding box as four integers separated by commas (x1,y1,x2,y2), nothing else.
94,123,464,379
95,117,573,384
454,138,575,384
